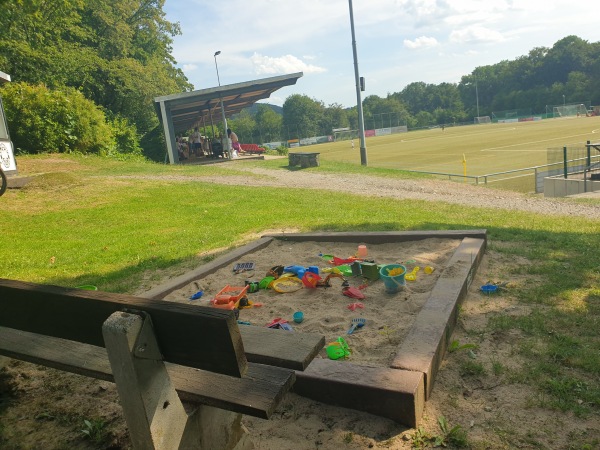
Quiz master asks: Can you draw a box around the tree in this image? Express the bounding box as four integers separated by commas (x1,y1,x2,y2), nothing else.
282,95,324,140
254,105,283,143
227,110,256,143
321,103,349,135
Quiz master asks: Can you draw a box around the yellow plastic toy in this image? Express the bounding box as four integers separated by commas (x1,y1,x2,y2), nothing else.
405,266,421,282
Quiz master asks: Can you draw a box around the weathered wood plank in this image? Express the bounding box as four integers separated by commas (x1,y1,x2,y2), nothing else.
391,237,487,399
294,358,425,428
239,326,325,371
0,278,247,377
0,326,294,419
263,230,487,243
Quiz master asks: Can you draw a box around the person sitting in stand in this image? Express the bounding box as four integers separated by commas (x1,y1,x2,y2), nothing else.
176,137,187,160
211,136,224,158
227,128,241,158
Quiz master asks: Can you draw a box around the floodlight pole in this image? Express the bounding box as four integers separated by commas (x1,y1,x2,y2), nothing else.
348,0,367,166
214,51,231,160
475,77,480,118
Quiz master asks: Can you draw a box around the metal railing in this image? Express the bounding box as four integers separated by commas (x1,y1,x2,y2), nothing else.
397,156,600,193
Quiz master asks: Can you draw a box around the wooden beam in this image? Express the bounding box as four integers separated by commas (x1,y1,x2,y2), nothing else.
0,326,294,419
0,278,247,377
239,326,325,371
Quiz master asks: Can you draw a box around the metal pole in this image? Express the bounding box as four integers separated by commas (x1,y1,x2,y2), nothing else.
348,0,367,165
214,51,231,159
475,78,480,118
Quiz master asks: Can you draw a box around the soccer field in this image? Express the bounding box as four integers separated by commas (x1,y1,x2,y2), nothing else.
306,116,600,179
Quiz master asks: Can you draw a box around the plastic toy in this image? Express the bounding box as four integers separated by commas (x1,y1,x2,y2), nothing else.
283,265,310,280
189,290,204,300
316,272,348,288
266,318,294,331
342,287,365,299
347,302,364,311
326,337,351,360
233,262,255,274
405,266,421,282
293,311,304,323
258,276,275,289
301,271,321,288
267,265,285,278
271,277,304,293
214,285,249,303
480,284,498,295
347,318,366,334
244,280,260,293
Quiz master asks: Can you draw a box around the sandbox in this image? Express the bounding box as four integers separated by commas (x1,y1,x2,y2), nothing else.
142,230,487,427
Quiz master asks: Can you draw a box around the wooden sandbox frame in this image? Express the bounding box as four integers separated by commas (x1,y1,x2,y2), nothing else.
142,230,487,427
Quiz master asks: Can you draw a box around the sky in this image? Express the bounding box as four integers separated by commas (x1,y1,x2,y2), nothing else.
163,0,600,108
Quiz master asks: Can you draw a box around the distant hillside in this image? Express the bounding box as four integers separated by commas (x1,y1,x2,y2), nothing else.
243,103,283,115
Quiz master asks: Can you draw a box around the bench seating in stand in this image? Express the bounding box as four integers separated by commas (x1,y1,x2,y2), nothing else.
0,279,325,449
239,144,265,155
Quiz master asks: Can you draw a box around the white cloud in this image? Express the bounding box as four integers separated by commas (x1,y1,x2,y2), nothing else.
250,53,327,75
450,26,505,44
182,63,197,72
403,36,439,49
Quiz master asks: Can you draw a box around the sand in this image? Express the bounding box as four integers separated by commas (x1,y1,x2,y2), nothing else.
164,238,459,369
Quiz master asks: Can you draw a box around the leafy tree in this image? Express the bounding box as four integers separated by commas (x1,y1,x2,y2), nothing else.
254,105,283,143
321,103,350,135
0,0,192,156
227,110,256,143
282,94,324,140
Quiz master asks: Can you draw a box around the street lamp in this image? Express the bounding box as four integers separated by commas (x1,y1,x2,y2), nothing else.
214,51,231,159
348,0,367,166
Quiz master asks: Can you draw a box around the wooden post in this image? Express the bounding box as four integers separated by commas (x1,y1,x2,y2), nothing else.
102,311,253,450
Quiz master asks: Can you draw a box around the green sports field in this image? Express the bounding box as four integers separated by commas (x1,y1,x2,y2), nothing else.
303,116,600,191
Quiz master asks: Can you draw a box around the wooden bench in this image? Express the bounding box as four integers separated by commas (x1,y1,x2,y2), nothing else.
0,278,325,449
288,152,320,168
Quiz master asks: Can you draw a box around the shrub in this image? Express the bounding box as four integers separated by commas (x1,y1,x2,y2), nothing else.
105,114,142,157
0,82,114,155
140,124,167,162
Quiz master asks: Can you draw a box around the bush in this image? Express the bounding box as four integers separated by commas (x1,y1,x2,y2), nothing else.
105,114,142,157
140,124,167,162
0,82,114,154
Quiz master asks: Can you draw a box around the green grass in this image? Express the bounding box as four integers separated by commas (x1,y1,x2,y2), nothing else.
2,153,599,426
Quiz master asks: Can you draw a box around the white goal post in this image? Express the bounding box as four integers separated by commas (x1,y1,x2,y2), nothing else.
333,129,358,141
553,104,589,118
474,116,491,124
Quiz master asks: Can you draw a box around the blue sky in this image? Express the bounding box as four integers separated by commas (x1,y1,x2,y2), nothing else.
163,0,600,108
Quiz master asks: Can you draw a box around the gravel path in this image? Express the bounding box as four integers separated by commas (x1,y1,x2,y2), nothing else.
120,162,600,219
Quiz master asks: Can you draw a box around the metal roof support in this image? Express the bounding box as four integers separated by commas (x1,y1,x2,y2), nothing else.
158,100,178,164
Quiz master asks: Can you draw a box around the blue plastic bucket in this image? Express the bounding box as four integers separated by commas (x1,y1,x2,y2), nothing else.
379,264,406,294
